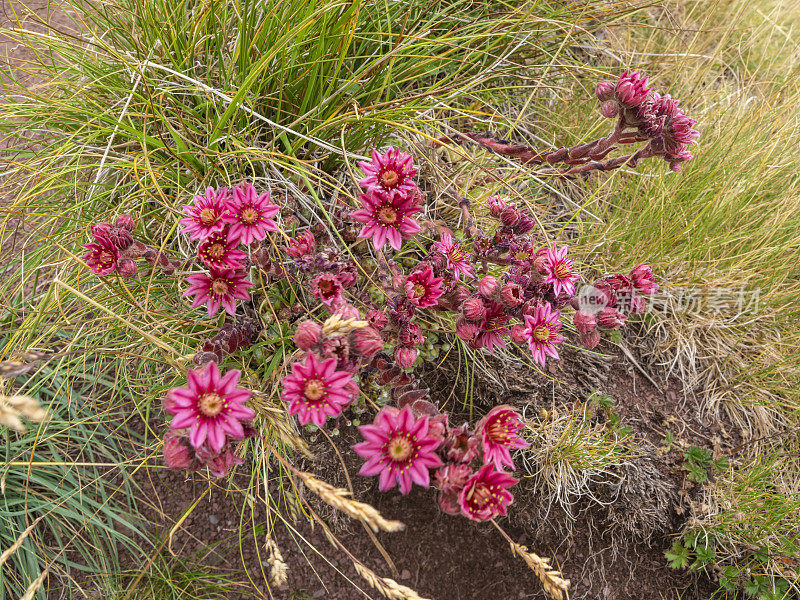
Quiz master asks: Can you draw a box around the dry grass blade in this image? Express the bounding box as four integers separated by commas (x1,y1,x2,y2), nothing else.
508,541,570,600
265,537,288,588
0,516,44,568
295,471,405,533
19,568,48,600
352,560,429,600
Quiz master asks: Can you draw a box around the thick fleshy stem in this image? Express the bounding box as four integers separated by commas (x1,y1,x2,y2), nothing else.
539,142,656,177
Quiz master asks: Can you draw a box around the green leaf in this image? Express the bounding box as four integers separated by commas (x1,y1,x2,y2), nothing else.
665,541,690,569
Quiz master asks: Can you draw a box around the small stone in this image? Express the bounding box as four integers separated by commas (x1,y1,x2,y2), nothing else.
209,515,219,525
400,569,411,580
312,589,326,598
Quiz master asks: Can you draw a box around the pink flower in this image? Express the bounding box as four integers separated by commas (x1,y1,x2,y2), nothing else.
165,362,255,453
285,231,316,258
354,406,442,495
184,267,253,317
351,188,422,251
459,465,518,521
522,303,564,367
180,187,231,241
198,227,247,270
433,232,475,280
223,184,280,245
476,302,511,353
615,70,650,108
311,273,344,307
477,406,528,471
358,147,418,195
405,266,444,308
83,236,119,276
542,245,580,298
281,352,353,427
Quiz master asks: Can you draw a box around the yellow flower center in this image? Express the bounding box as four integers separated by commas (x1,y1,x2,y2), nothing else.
211,278,229,296
207,242,225,259
100,251,114,264
467,482,492,507
199,208,217,225
303,379,326,402
241,207,260,225
554,263,571,279
198,392,225,417
532,325,550,342
412,283,426,298
387,435,413,462
377,206,398,225
380,170,400,187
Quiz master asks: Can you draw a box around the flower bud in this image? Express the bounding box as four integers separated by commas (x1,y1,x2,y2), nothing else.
456,320,479,341
117,259,137,278
487,196,507,217
500,206,520,227
596,79,615,102
580,329,600,349
109,227,133,250
573,311,597,333
294,320,322,350
597,307,626,330
600,100,619,119
394,346,417,368
352,327,383,358
630,263,657,294
285,231,315,258
163,430,195,470
462,297,486,321
90,222,113,241
115,214,135,231
478,276,499,299
500,283,523,308
336,303,360,320
509,324,527,344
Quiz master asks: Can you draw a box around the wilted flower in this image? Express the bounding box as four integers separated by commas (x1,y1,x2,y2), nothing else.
398,322,424,347
115,214,135,231
180,186,231,241
522,303,564,367
223,183,280,245
83,236,119,276
196,443,244,478
580,329,600,349
294,320,323,350
311,273,344,307
405,265,444,308
281,352,353,427
198,227,247,271
354,405,442,495
542,245,579,298
358,147,418,195
165,362,255,453
455,320,479,342
433,231,475,280
500,283,523,308
285,230,316,258
443,422,480,463
459,464,518,521
184,267,253,317
435,463,473,516
477,405,529,471
351,188,422,251
366,309,388,330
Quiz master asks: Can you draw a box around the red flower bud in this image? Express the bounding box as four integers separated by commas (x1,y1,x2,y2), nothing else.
573,311,597,333
509,324,527,344
580,329,600,349
352,327,383,358
117,258,137,278
462,297,486,321
478,276,499,299
596,80,615,102
600,100,619,119
399,322,424,346
500,206,520,227
630,263,657,294
163,430,195,470
456,320,479,341
294,320,322,350
487,196,507,217
597,307,626,330
394,346,417,368
115,214,135,231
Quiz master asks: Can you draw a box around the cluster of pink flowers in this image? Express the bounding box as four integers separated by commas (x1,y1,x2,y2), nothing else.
354,402,527,521
180,183,279,316
570,264,658,349
162,362,256,477
596,70,700,171
280,304,384,426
